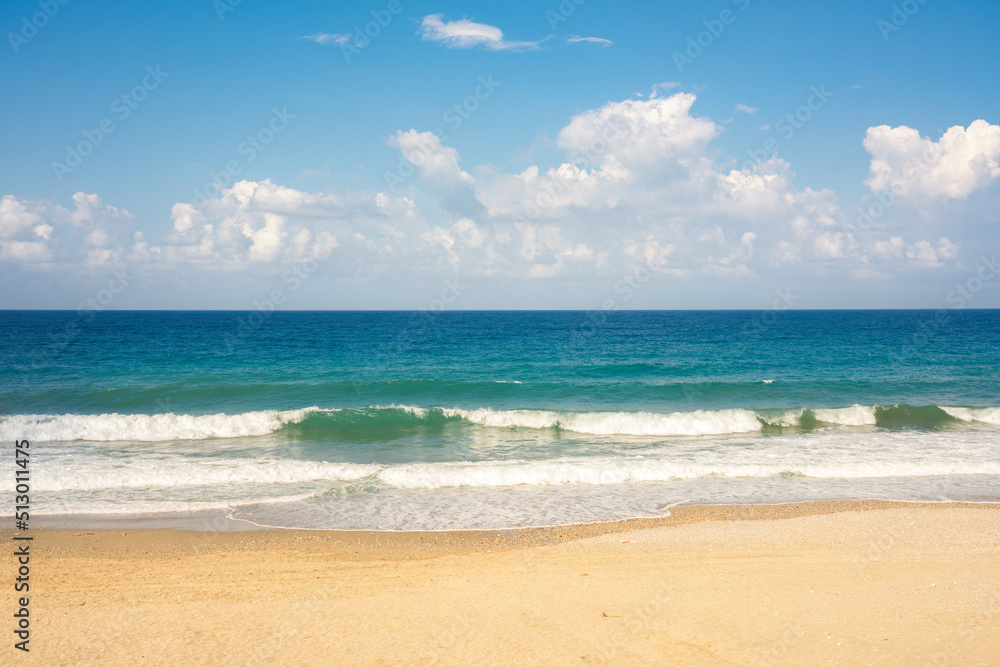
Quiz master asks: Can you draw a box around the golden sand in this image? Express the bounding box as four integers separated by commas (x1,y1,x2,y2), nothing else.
7,500,999,665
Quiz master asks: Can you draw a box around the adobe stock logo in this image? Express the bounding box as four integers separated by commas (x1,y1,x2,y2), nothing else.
191,107,295,204
7,0,71,54
877,0,931,41
672,0,752,73
51,66,169,182
338,0,409,63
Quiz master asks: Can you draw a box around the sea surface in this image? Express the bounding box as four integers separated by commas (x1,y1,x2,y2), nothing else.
1,310,998,530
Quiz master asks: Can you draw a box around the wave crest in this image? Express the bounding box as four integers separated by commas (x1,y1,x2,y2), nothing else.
444,407,764,436
941,406,1000,425
1,408,318,442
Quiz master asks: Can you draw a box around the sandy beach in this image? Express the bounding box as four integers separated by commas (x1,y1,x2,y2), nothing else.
8,500,999,666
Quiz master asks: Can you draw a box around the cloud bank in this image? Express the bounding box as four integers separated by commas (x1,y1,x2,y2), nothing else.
3,89,997,306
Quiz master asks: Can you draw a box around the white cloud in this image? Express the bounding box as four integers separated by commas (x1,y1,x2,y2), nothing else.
813,232,850,260
369,90,972,283
904,237,959,268
937,236,960,259
735,103,757,114
862,235,960,270
0,192,135,267
870,236,906,260
400,92,842,280
863,120,1000,202
566,36,614,47
420,15,542,51
556,93,718,173
650,82,681,97
300,33,352,46
771,240,800,265
3,90,984,298
170,202,204,234
388,130,484,220
0,194,42,239
155,179,377,268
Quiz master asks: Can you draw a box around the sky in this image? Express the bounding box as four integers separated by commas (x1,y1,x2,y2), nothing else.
1,0,999,310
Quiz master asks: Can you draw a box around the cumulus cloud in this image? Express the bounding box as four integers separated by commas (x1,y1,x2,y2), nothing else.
464,93,724,232
388,130,484,220
904,237,960,268
0,194,43,240
420,15,543,51
864,236,957,266
397,92,843,281
556,93,718,175
735,103,757,114
149,179,425,269
0,192,135,267
863,120,1000,202
2,89,984,297
388,90,969,280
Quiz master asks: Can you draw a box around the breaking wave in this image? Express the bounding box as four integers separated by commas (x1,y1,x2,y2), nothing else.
4,403,996,443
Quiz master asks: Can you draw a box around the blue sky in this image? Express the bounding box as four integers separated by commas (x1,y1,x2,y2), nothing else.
2,0,999,309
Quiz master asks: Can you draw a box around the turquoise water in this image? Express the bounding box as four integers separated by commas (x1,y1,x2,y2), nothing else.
2,310,998,529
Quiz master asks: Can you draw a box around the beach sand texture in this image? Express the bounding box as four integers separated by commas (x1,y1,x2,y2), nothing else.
9,501,1000,666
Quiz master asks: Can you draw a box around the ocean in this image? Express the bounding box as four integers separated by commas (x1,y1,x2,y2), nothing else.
1,310,998,530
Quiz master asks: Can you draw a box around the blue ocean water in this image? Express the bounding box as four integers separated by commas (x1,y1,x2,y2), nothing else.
1,310,998,529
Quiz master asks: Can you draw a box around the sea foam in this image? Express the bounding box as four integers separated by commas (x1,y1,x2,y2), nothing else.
38,458,378,491
811,404,878,426
375,457,1000,489
941,406,1000,425
443,407,764,436
38,453,1000,494
0,408,319,442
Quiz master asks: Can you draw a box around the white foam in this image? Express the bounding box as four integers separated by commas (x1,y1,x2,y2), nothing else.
0,408,320,442
758,409,804,428
444,407,764,436
443,407,563,430
941,406,1000,425
37,458,379,491
378,404,429,417
375,457,1000,489
41,451,1000,494
37,490,324,516
812,404,878,426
